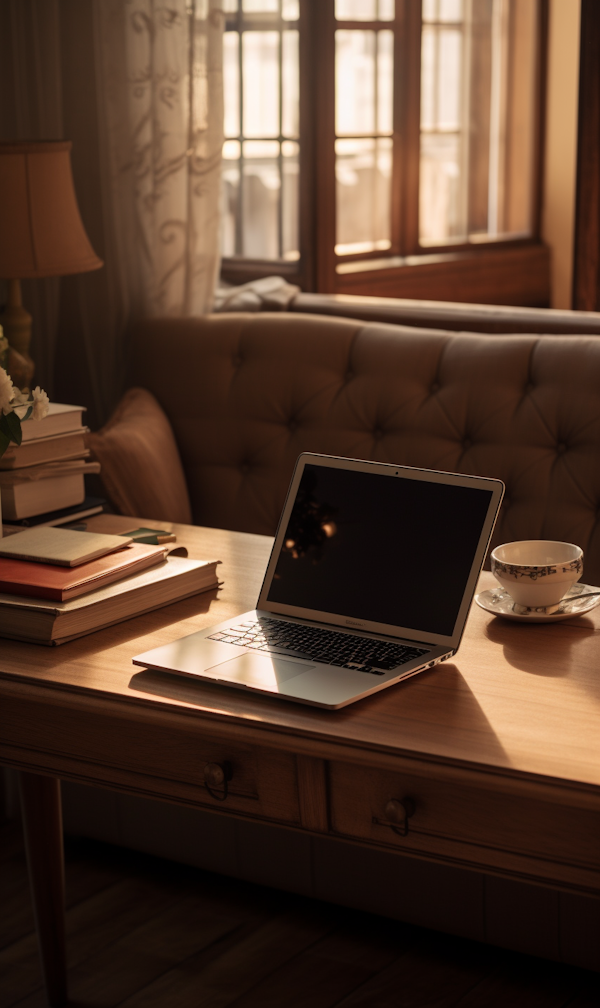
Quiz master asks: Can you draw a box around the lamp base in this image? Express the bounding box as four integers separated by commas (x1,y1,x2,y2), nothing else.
0,278,35,389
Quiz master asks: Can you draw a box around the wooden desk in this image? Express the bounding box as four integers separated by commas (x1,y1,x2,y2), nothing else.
2,521,600,1006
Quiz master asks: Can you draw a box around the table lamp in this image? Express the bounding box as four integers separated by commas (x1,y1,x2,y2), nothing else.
0,140,103,389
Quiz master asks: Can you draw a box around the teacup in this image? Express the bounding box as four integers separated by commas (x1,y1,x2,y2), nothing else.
490,540,583,608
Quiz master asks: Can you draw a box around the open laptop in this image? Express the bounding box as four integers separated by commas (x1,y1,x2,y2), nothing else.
133,454,504,708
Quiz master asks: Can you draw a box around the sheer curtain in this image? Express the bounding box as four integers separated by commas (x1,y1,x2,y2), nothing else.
0,0,224,428
95,0,224,319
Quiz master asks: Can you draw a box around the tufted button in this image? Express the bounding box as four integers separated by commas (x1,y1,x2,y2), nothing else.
288,419,298,433
240,463,250,475
345,371,353,382
557,443,567,454
232,354,243,368
430,382,440,394
463,438,472,450
373,428,383,439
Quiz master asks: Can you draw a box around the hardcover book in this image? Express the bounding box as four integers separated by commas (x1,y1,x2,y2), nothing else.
0,429,90,469
0,526,133,567
0,542,167,601
19,403,86,442
2,496,105,529
0,556,221,644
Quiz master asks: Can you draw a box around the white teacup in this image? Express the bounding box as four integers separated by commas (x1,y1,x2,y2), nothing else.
490,540,583,608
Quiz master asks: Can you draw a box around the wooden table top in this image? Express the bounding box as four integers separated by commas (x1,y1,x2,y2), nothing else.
1,517,600,796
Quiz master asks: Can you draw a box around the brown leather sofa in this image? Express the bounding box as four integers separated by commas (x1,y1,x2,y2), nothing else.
125,310,600,583
64,305,600,970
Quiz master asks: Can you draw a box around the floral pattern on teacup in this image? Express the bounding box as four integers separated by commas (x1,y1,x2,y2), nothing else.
491,557,583,580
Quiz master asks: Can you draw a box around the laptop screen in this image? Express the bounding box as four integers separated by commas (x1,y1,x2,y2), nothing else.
266,463,493,638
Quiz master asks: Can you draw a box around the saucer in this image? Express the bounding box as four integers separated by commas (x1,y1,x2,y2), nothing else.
475,583,600,623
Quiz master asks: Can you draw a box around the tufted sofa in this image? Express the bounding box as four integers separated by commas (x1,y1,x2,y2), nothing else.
128,311,600,583
64,306,600,970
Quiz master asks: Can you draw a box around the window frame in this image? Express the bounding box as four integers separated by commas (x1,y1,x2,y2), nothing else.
220,0,549,301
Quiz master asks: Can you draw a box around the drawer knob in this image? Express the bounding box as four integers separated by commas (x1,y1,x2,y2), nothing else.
384,797,415,837
203,761,232,801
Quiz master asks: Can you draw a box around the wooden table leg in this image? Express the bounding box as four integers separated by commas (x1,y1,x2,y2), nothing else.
18,771,68,1008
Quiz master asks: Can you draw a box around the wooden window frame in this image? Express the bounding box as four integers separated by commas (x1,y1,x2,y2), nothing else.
221,0,550,307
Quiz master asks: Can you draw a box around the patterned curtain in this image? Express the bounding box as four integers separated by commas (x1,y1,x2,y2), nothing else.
96,0,224,318
0,0,224,427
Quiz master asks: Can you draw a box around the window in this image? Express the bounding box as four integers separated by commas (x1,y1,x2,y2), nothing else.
221,0,546,303
221,0,300,261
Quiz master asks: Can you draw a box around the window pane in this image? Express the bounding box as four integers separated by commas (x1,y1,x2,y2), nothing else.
336,31,376,135
282,140,300,259
282,0,299,20
243,0,278,11
336,0,395,20
223,33,240,138
439,0,463,21
437,29,462,130
335,137,392,254
336,0,377,20
377,30,393,134
221,141,241,257
419,0,538,246
223,0,238,12
420,26,435,130
282,30,299,138
242,140,280,258
242,32,280,138
222,9,301,262
422,0,463,21
420,133,461,243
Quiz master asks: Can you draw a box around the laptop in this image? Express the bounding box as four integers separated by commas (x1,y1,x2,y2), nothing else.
133,454,504,709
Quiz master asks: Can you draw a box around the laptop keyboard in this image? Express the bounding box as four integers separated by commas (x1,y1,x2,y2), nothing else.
208,618,430,676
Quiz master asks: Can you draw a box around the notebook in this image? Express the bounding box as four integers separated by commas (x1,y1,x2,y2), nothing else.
133,454,504,709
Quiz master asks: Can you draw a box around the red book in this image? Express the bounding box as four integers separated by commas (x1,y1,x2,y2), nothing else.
0,543,167,601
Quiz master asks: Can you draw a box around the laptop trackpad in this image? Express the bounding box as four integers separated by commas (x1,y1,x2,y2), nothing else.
209,652,314,690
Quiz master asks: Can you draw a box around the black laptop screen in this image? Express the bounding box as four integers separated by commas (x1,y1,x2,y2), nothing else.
266,464,493,637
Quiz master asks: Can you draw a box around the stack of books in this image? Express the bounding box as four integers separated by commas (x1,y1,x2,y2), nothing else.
0,526,220,645
0,403,103,525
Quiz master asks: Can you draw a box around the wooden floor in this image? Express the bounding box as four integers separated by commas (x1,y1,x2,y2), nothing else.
2,820,600,1008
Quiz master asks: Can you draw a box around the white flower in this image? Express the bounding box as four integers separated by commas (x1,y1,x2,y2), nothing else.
31,385,50,421
11,387,29,407
0,368,15,415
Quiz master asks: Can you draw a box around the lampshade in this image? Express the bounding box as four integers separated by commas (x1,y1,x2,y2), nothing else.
0,140,103,279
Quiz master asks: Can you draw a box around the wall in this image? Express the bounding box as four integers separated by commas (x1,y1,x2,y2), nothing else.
542,0,581,308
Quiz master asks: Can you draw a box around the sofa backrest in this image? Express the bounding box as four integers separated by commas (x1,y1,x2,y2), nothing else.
130,312,600,583
290,293,600,335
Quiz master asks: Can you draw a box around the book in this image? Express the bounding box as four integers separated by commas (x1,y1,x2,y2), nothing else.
0,460,100,519
0,473,86,520
0,542,167,600
0,526,133,566
120,527,177,545
20,403,86,442
2,496,105,529
78,514,165,536
0,555,221,644
0,429,90,469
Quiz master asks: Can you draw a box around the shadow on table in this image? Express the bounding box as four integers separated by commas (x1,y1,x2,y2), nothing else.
484,614,597,677
37,588,220,673
130,659,510,764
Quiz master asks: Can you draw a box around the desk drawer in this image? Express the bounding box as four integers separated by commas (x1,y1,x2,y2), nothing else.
329,762,600,892
1,698,300,825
